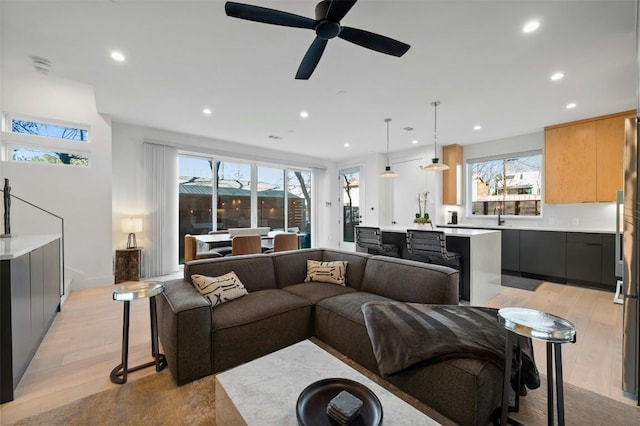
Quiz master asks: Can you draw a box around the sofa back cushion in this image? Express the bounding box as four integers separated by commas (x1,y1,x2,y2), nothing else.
321,250,370,291
361,256,458,304
185,254,277,292
271,249,325,289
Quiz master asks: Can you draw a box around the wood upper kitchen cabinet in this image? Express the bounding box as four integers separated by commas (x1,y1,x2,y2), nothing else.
544,110,635,203
596,112,635,201
544,121,597,203
442,144,463,205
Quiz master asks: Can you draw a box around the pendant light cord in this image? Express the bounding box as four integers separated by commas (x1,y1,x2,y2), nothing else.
431,101,440,158
385,118,391,166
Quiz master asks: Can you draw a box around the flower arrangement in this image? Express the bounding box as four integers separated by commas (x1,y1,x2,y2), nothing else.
414,192,433,228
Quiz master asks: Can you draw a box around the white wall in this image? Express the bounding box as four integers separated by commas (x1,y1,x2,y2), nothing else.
112,122,335,258
457,131,617,232
1,66,114,290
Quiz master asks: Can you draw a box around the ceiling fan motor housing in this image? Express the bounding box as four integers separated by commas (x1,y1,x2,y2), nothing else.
315,0,341,39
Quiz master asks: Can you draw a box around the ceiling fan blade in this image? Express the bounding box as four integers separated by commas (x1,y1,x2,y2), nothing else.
326,0,357,22
296,37,329,80
225,2,316,30
338,26,410,57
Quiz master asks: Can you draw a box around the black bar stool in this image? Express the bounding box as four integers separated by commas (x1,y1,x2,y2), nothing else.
110,281,167,384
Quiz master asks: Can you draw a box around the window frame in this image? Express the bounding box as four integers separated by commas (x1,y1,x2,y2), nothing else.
178,152,312,232
2,114,92,166
465,150,543,218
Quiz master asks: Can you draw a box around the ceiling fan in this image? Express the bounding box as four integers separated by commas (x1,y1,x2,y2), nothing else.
225,0,411,79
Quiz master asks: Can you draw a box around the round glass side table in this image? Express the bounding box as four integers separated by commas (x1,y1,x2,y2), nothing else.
498,307,576,426
110,281,167,384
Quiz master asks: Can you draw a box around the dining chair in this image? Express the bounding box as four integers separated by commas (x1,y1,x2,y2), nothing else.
273,233,300,252
184,234,223,262
355,226,399,256
231,235,263,256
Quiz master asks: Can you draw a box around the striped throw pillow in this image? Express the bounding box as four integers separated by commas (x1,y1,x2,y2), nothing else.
191,272,248,307
304,260,348,286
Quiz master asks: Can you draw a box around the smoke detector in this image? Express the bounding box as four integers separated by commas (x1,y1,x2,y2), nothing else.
30,56,52,75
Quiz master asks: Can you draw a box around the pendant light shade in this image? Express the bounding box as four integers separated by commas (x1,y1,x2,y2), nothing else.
379,118,399,178
423,101,450,172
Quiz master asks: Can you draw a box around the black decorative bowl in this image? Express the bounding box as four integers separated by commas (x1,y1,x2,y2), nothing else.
296,378,383,426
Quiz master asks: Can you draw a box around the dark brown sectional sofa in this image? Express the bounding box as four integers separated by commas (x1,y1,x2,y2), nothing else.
157,248,505,425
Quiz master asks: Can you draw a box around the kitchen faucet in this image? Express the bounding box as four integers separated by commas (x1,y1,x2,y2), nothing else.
495,206,505,226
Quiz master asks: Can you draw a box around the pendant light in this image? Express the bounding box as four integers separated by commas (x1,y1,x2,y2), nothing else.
379,118,399,178
423,101,449,171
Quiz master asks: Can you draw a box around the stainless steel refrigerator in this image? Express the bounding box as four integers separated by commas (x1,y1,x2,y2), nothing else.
623,115,640,403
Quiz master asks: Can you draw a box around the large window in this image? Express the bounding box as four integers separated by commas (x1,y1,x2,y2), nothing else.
258,166,284,230
217,161,252,230
178,154,312,261
468,151,542,216
179,156,214,237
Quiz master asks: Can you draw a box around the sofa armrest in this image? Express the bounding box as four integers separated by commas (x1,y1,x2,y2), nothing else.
157,279,213,385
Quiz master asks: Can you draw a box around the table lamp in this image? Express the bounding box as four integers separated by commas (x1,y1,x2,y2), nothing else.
122,217,142,249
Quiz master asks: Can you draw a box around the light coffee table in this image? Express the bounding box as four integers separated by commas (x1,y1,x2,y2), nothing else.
216,339,441,426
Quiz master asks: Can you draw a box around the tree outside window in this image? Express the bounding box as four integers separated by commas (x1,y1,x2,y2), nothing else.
469,152,542,216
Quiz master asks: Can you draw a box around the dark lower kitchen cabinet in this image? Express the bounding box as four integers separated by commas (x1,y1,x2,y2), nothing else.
519,230,567,280
501,229,520,271
566,232,602,286
601,233,617,289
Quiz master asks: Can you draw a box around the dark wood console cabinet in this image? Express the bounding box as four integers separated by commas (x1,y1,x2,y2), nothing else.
1,237,61,403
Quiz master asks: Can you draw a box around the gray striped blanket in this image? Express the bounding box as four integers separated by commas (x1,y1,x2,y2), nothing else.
362,302,540,391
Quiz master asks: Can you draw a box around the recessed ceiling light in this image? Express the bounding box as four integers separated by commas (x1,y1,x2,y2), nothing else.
202,108,212,115
551,72,565,81
300,111,309,118
473,125,482,131
344,143,350,148
412,140,419,145
522,20,540,33
566,102,577,109
110,51,125,62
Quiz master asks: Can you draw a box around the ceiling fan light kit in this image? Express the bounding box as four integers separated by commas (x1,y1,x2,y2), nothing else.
380,118,398,178
225,0,411,80
423,101,450,172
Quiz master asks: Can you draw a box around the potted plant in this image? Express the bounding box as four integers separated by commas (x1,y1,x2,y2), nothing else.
414,192,433,228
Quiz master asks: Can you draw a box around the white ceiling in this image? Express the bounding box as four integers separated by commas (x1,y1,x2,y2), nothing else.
1,0,637,162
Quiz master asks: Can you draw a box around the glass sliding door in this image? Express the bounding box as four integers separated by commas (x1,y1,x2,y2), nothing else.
288,170,312,247
257,166,285,230
178,155,214,262
217,161,252,230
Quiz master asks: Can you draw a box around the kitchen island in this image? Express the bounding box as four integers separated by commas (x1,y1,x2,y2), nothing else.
359,226,501,306
0,234,62,403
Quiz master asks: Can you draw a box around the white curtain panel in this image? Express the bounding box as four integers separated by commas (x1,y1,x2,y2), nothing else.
143,142,179,277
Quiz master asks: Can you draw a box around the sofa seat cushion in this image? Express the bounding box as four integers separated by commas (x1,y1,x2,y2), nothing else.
282,282,357,304
211,289,313,373
316,292,393,326
314,292,393,373
212,288,310,330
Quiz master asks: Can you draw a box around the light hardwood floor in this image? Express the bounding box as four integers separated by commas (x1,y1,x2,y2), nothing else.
0,277,637,424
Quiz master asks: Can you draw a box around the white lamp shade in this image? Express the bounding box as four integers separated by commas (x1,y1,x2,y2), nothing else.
121,217,143,233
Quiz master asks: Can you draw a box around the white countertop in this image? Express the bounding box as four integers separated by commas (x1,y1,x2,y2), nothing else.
380,225,500,237
436,223,616,234
0,234,61,260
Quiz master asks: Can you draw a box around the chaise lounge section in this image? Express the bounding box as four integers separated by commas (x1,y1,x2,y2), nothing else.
157,248,505,425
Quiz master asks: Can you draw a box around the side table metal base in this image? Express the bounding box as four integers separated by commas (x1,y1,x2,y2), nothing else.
110,291,167,385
